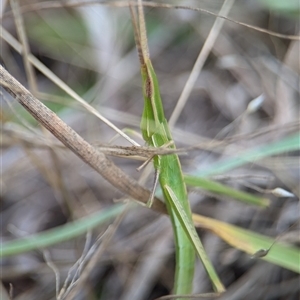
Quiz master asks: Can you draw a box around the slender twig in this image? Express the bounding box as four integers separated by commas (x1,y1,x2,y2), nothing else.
63,204,130,300
10,0,37,93
43,250,60,299
169,0,235,128
2,1,299,40
0,26,139,145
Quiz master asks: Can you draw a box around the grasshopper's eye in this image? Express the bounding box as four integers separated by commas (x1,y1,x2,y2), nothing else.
145,77,152,98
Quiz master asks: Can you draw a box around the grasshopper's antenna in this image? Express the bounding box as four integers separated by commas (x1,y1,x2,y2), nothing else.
130,0,152,99
137,0,150,61
129,2,145,66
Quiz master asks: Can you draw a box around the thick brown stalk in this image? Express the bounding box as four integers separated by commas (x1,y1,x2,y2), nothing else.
0,65,166,214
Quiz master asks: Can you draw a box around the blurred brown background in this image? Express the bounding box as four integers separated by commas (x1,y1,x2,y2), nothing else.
1,0,299,299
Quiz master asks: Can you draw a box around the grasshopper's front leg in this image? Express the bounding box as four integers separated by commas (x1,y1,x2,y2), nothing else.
146,140,176,207
147,169,160,208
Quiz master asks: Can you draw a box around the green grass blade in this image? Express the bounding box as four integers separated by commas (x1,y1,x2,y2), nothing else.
0,204,125,257
193,213,300,273
195,133,299,177
184,175,270,207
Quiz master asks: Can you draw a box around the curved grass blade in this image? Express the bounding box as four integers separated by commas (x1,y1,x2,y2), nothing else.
193,213,300,273
184,175,270,207
196,133,299,177
0,204,125,257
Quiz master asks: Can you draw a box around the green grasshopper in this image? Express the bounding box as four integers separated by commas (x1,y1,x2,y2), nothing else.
130,0,225,296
